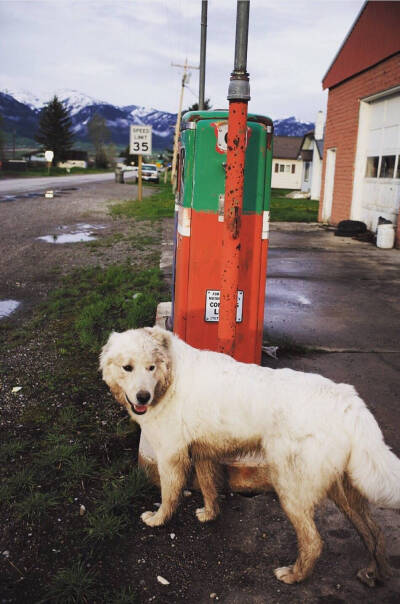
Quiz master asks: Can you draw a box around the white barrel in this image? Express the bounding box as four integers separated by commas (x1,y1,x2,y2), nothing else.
376,223,395,249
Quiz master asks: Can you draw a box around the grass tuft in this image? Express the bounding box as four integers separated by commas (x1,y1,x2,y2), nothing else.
109,181,174,221
42,559,98,603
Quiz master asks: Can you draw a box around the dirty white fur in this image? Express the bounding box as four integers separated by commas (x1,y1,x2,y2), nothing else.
100,326,400,585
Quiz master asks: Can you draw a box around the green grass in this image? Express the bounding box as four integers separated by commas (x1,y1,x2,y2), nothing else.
37,263,165,353
109,181,174,221
270,188,319,222
42,559,99,604
0,184,166,601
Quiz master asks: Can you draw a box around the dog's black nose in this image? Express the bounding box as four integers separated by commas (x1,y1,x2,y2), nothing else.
136,390,151,404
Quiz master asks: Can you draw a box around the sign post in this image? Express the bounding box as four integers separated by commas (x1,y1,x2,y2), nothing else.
130,126,152,201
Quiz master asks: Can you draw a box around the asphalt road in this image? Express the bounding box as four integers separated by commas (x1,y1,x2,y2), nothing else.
0,171,135,195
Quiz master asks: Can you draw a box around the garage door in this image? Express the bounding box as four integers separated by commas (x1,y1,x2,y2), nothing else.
361,92,400,229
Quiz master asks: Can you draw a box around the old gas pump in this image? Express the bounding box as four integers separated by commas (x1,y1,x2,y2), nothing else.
172,110,273,364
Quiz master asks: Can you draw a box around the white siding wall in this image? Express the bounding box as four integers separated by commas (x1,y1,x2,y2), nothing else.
271,159,302,189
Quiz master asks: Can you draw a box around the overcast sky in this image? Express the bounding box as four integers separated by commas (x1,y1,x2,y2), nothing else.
1,0,364,121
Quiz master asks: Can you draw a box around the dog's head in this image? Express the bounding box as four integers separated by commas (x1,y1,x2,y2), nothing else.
100,327,172,419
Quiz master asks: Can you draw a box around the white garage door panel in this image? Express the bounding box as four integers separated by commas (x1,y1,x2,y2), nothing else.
360,93,400,230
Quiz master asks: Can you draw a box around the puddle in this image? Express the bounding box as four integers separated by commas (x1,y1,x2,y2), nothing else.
37,223,105,244
0,300,21,318
0,195,18,203
0,187,79,204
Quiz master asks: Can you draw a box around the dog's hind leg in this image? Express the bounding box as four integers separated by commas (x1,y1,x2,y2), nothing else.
141,453,190,527
194,459,220,522
274,494,323,584
328,475,391,586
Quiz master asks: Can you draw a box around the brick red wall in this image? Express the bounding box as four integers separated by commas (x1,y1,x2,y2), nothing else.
319,53,400,231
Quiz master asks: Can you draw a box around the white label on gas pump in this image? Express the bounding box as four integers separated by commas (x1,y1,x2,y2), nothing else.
205,290,243,323
262,210,270,239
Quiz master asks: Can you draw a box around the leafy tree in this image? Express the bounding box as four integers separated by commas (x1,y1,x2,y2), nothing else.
35,96,74,164
87,113,112,168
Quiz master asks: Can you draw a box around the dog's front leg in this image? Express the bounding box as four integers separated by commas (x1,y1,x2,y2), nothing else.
141,454,190,527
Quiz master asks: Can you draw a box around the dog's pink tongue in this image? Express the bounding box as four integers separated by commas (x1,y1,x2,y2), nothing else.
134,404,147,413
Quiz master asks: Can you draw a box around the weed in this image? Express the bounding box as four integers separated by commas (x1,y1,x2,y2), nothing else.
63,455,97,480
42,559,98,603
9,468,37,494
38,442,81,466
0,438,26,461
85,510,128,543
108,585,138,604
16,489,58,520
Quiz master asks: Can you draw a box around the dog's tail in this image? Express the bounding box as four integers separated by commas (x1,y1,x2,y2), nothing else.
346,402,400,509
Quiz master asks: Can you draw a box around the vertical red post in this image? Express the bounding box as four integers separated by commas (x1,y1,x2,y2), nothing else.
218,101,248,356
218,0,250,357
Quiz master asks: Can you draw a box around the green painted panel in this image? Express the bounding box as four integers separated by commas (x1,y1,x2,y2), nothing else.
181,111,272,215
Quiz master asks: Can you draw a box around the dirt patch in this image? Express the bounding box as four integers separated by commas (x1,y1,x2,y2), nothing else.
0,181,158,317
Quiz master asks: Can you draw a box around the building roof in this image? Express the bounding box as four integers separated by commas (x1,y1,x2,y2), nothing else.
273,136,303,159
323,1,400,90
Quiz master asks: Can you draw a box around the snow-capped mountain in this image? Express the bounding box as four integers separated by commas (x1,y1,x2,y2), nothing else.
0,88,314,150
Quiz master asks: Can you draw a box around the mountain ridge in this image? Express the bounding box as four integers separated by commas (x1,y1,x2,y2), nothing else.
0,89,314,150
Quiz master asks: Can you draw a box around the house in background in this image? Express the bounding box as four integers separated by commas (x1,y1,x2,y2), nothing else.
271,136,303,189
299,111,325,200
319,0,400,245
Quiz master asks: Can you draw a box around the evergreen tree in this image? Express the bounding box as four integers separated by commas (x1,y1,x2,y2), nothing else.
183,98,212,115
35,96,74,164
87,113,112,168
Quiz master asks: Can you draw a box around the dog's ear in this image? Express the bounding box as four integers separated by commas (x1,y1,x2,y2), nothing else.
144,326,170,351
99,331,120,371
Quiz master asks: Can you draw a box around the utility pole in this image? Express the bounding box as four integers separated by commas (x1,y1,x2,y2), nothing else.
171,58,199,188
199,1,208,110
218,0,251,357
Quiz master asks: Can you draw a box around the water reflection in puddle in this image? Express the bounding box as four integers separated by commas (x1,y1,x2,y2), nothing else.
0,300,21,318
37,223,105,244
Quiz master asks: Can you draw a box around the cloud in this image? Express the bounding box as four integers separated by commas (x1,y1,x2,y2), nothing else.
1,0,364,120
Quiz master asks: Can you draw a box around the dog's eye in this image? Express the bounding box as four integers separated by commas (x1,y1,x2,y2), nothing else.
148,365,155,372
122,365,133,372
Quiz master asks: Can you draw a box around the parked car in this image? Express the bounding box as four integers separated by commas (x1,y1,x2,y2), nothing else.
136,163,159,183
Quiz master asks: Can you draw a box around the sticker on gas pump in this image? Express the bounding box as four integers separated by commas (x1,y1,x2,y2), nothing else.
205,290,243,323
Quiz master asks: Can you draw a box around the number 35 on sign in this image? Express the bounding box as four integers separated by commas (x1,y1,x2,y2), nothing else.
130,125,152,155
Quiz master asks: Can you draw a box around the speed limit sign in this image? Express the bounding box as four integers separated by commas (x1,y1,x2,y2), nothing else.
130,125,152,155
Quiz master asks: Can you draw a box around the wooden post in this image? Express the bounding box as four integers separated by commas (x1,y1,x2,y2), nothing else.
138,154,143,201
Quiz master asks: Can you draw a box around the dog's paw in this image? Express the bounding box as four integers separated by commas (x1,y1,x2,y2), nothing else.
195,507,217,523
140,510,165,527
274,566,298,584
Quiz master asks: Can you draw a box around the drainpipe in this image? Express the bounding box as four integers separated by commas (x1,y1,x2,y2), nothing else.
218,0,250,357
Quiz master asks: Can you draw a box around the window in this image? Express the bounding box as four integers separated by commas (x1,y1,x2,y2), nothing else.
396,156,400,179
291,164,296,174
365,156,379,178
279,164,284,173
274,163,279,173
304,162,310,181
379,155,396,178
285,164,290,173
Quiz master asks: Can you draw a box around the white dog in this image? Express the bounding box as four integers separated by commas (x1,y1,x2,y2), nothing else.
100,326,400,586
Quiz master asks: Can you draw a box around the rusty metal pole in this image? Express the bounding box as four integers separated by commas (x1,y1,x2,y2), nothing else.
218,0,250,357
